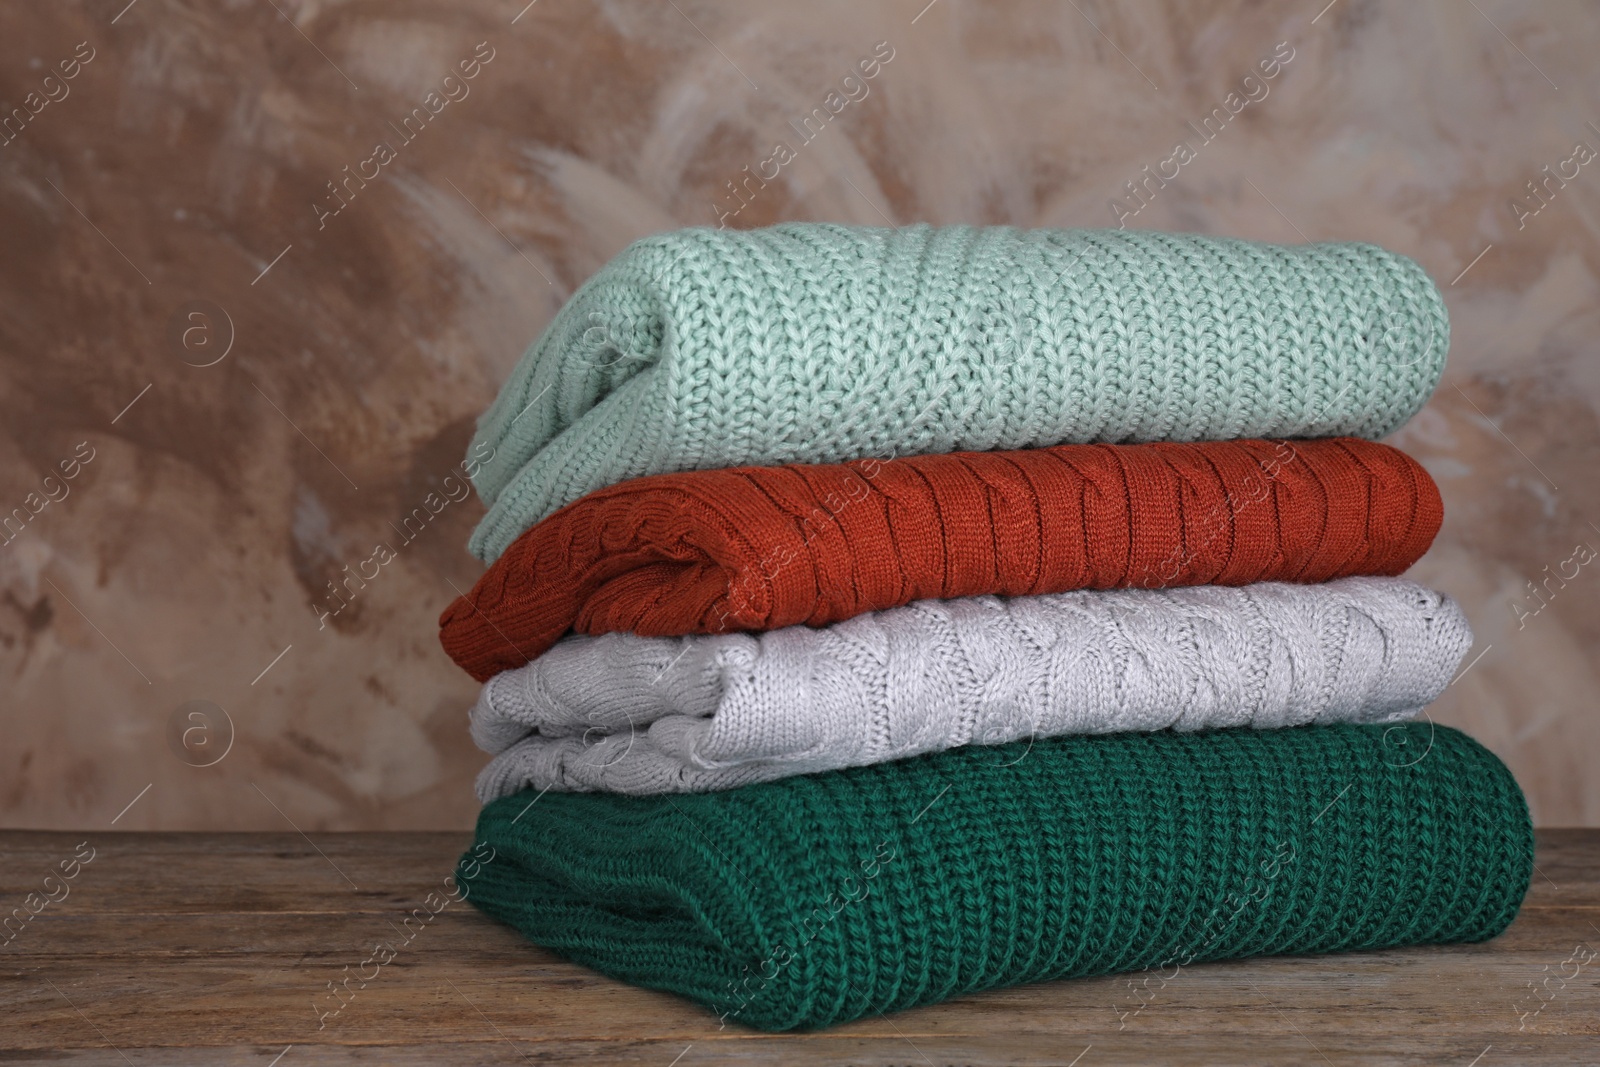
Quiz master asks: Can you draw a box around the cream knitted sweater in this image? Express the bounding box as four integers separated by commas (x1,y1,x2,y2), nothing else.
471,577,1473,798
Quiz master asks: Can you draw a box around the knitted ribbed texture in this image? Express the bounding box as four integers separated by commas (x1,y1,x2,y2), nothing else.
459,723,1531,1032
440,438,1441,682
468,224,1448,561
470,578,1473,798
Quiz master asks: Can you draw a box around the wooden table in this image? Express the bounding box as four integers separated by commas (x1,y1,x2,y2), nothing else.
3,831,1596,1065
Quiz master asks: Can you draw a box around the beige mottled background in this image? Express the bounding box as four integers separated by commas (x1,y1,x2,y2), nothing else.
1,0,1596,830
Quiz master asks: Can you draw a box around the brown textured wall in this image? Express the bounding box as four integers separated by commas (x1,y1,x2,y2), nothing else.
2,0,1597,830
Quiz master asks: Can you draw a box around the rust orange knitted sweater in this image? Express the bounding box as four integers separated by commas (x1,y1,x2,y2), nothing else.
439,438,1441,682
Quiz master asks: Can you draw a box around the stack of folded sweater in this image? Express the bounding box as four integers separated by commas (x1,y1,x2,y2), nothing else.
441,225,1533,1032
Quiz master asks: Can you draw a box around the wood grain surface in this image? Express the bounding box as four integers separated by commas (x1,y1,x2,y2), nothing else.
2,830,1596,1065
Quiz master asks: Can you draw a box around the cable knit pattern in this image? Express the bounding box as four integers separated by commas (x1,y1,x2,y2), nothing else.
470,578,1473,798
440,438,1441,682
467,224,1448,561
459,723,1532,1032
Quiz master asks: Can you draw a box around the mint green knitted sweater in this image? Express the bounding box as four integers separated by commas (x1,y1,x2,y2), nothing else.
458,723,1530,1031
467,224,1448,561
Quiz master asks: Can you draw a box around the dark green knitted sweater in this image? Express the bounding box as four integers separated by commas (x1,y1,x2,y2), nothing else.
457,723,1532,1032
